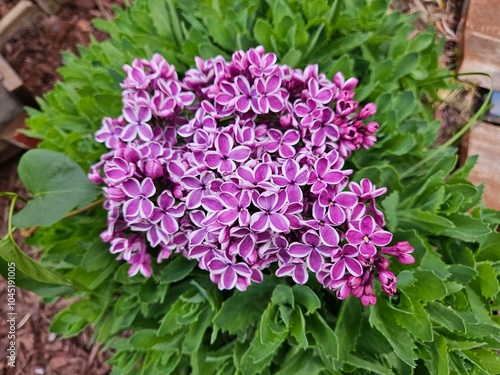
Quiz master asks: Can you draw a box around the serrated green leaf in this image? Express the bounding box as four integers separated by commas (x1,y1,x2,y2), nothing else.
381,191,399,231
214,279,276,335
426,301,466,333
290,307,308,347
477,232,500,262
474,262,499,298
440,214,491,242
393,292,433,342
346,354,394,375
292,285,321,315
13,150,100,228
369,299,418,367
398,210,455,234
403,270,447,302
423,334,449,375
307,312,338,364
272,284,295,307
335,296,362,361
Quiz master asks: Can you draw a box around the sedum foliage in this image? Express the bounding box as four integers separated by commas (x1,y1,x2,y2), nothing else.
8,0,500,373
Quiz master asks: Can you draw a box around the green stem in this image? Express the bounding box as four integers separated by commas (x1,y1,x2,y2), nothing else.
7,195,18,244
401,72,493,179
21,197,105,237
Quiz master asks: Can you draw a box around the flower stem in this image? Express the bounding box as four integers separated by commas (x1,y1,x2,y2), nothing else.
401,72,492,179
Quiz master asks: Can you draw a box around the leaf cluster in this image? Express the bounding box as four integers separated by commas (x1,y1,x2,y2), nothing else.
1,0,499,374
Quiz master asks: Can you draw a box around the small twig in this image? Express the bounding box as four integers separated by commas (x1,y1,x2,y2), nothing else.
20,198,105,237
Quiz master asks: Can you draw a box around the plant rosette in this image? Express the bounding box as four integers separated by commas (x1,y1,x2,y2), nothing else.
89,46,414,305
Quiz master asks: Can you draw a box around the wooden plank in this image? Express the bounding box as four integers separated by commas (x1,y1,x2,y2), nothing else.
458,0,500,90
0,54,23,92
0,0,43,48
461,121,500,210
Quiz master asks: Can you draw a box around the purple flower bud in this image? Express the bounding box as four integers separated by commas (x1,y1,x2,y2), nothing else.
145,159,164,178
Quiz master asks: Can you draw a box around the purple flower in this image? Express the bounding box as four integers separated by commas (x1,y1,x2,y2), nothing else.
330,244,363,279
303,202,340,246
91,48,410,301
272,159,309,202
264,129,300,158
380,241,415,264
217,191,251,226
349,178,387,201
208,258,252,291
103,157,136,185
95,117,124,148
205,133,251,173
153,191,185,234
122,178,156,221
345,215,392,257
247,47,278,77
128,250,152,278
288,230,331,272
181,171,216,209
308,158,345,195
250,191,290,232
276,259,309,284
252,76,283,114
318,187,358,225
121,105,153,141
303,79,333,105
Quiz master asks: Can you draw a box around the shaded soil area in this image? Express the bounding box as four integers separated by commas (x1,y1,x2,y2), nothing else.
1,0,124,97
0,1,473,375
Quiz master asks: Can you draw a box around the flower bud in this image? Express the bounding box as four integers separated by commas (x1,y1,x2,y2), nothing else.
145,159,164,179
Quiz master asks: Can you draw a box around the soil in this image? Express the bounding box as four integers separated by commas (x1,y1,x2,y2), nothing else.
0,1,472,375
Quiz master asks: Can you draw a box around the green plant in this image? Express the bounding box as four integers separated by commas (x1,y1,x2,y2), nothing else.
1,0,499,374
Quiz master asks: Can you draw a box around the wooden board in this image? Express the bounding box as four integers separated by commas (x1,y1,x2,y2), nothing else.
0,0,43,48
461,121,500,210
458,0,500,90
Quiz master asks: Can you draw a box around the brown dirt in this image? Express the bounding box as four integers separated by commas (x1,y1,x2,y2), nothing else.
1,0,125,97
0,1,471,375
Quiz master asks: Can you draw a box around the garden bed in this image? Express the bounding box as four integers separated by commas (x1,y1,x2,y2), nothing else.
0,1,494,375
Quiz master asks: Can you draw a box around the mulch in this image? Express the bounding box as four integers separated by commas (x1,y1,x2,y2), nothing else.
0,1,123,374
0,1,471,374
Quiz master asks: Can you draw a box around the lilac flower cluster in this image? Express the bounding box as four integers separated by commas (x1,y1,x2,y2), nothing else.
89,46,414,305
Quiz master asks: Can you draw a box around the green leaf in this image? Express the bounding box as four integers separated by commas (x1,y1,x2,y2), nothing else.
0,237,74,293
369,299,418,367
290,308,308,347
403,270,448,302
183,306,214,353
393,292,433,342
158,256,197,284
398,210,455,234
440,214,491,242
335,296,362,361
423,334,449,375
474,262,499,298
425,301,466,333
393,53,419,80
346,354,394,375
292,285,321,315
307,312,338,364
214,279,276,335
477,232,500,262
272,284,295,307
381,191,399,231
13,149,100,228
